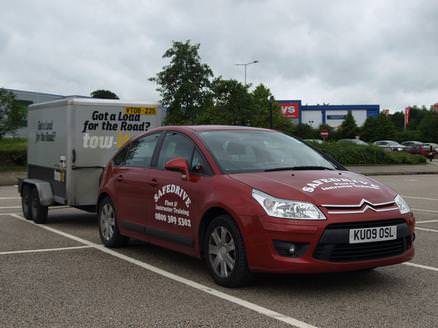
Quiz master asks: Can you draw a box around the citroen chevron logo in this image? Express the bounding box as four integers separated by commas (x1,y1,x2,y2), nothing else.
322,198,395,208
322,198,398,215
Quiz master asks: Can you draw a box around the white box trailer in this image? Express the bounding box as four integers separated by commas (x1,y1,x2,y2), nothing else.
19,98,164,223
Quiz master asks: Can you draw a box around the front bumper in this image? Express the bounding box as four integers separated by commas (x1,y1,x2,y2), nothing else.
241,213,415,273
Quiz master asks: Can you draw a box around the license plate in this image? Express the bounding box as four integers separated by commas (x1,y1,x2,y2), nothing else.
349,226,397,244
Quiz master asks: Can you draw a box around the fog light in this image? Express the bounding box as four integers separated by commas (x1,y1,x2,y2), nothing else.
273,240,309,258
288,244,296,256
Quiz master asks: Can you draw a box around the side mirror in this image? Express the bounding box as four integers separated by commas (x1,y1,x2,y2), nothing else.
165,157,190,181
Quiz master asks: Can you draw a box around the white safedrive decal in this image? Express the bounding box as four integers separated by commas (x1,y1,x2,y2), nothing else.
153,184,192,228
302,177,380,193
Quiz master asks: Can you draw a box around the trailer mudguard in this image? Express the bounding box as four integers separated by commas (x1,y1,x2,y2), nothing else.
19,179,54,206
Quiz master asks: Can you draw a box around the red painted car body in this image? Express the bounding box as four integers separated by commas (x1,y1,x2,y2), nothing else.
99,126,415,275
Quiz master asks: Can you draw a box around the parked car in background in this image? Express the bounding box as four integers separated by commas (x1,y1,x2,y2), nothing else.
304,139,324,144
423,143,438,153
401,141,427,156
373,140,406,152
337,138,368,146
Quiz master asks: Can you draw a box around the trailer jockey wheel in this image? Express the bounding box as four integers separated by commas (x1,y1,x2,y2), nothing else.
21,185,32,220
30,187,48,224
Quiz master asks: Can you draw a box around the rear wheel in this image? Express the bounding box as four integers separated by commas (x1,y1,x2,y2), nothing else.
204,215,252,288
21,185,32,220
30,187,48,224
98,197,128,247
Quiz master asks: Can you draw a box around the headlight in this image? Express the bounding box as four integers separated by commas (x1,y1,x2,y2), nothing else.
394,194,411,214
252,189,326,220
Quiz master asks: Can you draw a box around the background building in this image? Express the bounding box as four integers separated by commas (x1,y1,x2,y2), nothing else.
6,88,90,106
4,88,88,137
277,100,379,128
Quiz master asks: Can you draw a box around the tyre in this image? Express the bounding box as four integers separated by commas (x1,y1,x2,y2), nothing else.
30,187,48,224
98,197,129,248
204,215,252,288
21,185,32,220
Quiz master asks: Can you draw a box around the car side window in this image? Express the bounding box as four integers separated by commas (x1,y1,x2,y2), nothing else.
191,148,212,175
157,132,195,169
123,133,160,168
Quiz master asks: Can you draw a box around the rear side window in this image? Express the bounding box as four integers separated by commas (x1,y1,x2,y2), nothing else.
114,133,160,168
157,132,195,169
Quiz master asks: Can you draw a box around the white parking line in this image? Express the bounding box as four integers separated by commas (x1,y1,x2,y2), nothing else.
403,262,438,272
3,213,317,328
0,197,20,200
416,219,438,224
416,227,438,233
0,206,69,210
0,245,91,256
403,195,438,201
413,208,438,214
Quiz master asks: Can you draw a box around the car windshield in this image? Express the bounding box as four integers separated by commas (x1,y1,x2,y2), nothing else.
198,130,337,173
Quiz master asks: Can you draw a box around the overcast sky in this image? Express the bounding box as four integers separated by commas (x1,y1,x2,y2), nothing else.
1,0,437,111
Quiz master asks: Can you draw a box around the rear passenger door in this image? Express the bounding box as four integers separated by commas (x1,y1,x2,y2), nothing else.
113,132,161,232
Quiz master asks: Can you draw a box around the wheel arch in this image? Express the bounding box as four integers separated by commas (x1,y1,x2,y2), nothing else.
97,192,111,211
19,179,54,206
198,206,239,258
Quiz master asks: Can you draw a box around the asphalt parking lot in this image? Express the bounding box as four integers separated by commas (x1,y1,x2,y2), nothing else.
1,175,437,328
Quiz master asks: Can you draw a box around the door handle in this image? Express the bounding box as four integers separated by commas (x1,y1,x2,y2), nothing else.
149,178,158,187
116,174,124,182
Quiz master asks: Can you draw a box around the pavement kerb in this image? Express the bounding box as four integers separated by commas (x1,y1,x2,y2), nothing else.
0,171,25,186
346,164,438,176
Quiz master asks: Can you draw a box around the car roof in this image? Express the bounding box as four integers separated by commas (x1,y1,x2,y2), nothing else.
153,125,274,133
403,140,422,144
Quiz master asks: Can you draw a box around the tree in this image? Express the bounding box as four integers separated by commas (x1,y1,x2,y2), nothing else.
389,111,404,129
0,88,27,138
418,111,438,142
196,78,253,125
337,111,358,138
90,90,119,99
360,113,397,142
150,40,213,124
291,124,318,139
250,84,292,130
406,106,428,130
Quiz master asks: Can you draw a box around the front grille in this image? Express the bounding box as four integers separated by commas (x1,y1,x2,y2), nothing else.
313,219,411,262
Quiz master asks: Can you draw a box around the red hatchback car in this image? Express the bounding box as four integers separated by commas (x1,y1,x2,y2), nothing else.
98,126,415,287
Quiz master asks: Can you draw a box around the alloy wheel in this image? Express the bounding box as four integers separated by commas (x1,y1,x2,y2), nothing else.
208,226,236,278
100,203,116,240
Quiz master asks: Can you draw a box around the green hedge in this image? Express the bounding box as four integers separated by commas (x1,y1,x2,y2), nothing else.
0,138,428,170
311,142,427,165
0,138,27,167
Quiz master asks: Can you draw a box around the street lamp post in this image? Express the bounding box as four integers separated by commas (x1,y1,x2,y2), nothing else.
269,96,274,129
235,60,259,86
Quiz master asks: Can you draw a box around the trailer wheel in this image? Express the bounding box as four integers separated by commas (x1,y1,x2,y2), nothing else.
30,187,48,224
21,185,32,220
98,197,129,248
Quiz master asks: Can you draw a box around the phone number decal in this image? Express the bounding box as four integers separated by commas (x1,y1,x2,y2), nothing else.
154,212,191,228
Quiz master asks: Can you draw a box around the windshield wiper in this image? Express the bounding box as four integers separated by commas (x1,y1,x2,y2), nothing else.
264,166,334,172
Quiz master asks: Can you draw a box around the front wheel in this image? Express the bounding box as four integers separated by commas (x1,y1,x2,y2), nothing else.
204,215,252,288
98,197,129,248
